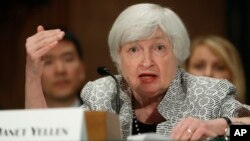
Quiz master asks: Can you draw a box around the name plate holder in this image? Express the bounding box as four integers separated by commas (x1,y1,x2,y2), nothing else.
0,108,121,141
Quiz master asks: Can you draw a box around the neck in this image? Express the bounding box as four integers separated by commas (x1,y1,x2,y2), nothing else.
132,92,165,108
46,96,79,108
132,93,166,124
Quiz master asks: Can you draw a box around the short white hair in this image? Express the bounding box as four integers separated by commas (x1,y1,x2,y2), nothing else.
108,3,190,70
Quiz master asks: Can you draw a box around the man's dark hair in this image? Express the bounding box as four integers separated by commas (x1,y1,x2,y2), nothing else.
63,29,84,60
45,25,84,60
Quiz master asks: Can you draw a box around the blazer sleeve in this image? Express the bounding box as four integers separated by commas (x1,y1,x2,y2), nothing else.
218,80,250,117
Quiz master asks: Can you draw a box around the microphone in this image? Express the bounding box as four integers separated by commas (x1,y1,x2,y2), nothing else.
97,66,111,76
97,66,120,114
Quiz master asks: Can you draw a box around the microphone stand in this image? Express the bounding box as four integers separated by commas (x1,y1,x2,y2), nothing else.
97,66,120,114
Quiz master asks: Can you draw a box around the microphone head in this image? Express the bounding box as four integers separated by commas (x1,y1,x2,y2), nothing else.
97,66,110,76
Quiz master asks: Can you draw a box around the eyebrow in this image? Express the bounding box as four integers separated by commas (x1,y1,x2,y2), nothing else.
43,51,76,60
60,52,75,57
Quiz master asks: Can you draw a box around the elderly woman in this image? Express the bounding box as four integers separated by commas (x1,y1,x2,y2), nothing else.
25,3,250,141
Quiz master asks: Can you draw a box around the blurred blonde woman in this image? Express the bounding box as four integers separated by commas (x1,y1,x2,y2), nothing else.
185,35,246,103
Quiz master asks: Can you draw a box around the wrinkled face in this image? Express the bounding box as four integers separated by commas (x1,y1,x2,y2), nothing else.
187,45,231,81
41,40,85,100
119,28,177,98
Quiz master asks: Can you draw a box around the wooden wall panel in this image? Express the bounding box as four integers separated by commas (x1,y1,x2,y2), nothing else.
0,0,226,109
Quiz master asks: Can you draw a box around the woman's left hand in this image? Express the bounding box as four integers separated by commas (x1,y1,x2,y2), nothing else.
170,117,228,141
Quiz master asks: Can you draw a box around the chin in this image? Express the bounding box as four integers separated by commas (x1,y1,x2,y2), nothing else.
139,88,158,95
53,90,73,97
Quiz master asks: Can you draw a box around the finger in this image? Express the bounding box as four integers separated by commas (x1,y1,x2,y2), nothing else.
36,30,64,49
175,118,193,140
26,30,64,62
171,119,184,137
28,30,64,52
174,117,201,141
180,127,194,141
32,41,59,60
37,25,44,33
35,29,64,44
171,118,191,140
26,25,44,50
190,125,217,140
26,29,62,48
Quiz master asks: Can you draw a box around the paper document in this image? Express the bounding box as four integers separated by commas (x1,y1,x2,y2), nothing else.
127,133,172,141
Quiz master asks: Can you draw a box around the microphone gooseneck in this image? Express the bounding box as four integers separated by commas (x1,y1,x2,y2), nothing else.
97,66,120,114
97,66,110,76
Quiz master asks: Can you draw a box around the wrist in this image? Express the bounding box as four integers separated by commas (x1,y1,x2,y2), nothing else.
222,117,232,125
221,117,232,139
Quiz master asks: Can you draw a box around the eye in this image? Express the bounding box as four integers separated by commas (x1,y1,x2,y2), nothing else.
128,46,139,53
189,59,207,71
155,45,165,51
153,44,168,56
192,63,205,70
43,57,53,65
63,54,74,62
213,64,226,71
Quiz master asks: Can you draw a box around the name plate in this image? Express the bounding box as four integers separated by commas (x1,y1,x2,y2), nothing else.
0,108,87,141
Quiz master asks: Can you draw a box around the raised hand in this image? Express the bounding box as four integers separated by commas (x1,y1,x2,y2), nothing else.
25,25,64,108
25,25,65,76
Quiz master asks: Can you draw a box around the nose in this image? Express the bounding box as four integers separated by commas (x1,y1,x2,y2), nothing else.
141,50,153,68
204,67,212,77
55,60,66,74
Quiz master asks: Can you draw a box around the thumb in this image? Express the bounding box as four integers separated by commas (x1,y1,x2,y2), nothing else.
37,25,44,33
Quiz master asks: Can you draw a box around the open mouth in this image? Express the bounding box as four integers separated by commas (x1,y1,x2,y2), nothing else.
139,73,157,78
138,73,157,82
